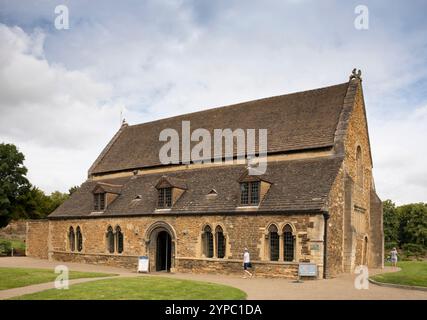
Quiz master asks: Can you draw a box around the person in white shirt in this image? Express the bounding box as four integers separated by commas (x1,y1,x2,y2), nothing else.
242,248,253,278
390,247,398,268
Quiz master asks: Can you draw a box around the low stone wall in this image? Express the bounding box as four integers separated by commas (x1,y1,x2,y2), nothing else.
26,220,49,259
51,251,138,269
0,220,27,241
176,257,300,279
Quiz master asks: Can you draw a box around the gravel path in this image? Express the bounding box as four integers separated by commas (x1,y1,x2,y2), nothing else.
1,257,426,300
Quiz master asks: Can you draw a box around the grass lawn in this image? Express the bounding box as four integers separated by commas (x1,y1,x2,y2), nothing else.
12,276,247,300
0,267,116,290
371,261,427,287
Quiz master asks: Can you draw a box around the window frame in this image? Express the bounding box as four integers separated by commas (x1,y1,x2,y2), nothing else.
202,225,214,258
69,226,75,252
268,224,279,261
106,226,115,254
283,224,295,262
76,226,83,252
215,226,226,259
116,226,124,254
240,181,260,206
94,192,106,211
158,187,173,208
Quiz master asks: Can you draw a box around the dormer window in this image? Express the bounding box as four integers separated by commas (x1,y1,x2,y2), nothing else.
158,187,172,208
94,193,106,211
92,182,122,212
155,176,187,209
240,181,260,205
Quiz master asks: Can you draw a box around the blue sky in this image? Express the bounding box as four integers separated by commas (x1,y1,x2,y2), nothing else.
0,0,426,204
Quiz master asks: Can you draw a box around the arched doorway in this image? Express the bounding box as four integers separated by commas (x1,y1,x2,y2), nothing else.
156,231,172,271
144,221,176,273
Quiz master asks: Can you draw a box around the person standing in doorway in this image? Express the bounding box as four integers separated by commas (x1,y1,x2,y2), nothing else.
242,248,253,278
390,247,398,268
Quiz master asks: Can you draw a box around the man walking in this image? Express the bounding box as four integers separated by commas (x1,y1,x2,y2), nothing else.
242,248,253,278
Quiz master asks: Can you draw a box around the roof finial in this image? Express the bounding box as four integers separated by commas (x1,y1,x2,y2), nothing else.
349,68,362,81
121,118,128,127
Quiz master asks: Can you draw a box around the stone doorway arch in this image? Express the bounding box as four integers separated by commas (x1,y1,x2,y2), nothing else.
144,221,177,272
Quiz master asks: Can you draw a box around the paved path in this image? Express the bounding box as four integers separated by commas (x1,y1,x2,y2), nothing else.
1,257,426,300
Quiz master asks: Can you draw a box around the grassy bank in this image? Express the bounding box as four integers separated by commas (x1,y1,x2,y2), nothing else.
371,261,427,287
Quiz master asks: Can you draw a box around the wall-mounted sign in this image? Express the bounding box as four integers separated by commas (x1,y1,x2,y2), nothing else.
138,256,149,273
298,263,318,277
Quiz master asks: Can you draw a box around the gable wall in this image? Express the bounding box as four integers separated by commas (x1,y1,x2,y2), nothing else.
341,83,381,270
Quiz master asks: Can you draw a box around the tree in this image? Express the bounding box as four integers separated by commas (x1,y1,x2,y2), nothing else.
397,203,427,247
0,143,31,227
383,200,399,244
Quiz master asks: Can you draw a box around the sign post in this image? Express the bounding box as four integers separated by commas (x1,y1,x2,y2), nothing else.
295,263,318,283
138,256,149,273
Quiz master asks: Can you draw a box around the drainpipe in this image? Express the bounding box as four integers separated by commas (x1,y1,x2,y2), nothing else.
323,212,330,279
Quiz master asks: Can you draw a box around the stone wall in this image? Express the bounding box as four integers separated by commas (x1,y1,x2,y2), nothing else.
325,165,345,277
369,190,384,268
341,82,383,270
26,220,49,259
33,213,325,279
0,220,27,241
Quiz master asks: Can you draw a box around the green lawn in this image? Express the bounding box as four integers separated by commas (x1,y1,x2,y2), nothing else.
0,267,116,290
371,261,427,287
12,276,247,300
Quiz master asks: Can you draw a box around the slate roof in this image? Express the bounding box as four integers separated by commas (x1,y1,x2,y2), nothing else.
89,82,350,175
49,156,343,218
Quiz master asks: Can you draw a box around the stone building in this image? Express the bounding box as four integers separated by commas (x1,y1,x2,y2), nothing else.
26,71,383,278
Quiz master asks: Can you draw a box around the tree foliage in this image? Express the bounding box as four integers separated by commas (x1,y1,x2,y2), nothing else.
0,144,31,227
383,200,427,253
0,143,70,226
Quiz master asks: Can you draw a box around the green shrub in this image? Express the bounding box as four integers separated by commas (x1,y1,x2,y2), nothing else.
0,240,12,256
402,243,426,258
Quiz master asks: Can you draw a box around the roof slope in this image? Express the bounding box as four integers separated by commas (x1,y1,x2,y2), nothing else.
50,156,343,218
89,82,349,174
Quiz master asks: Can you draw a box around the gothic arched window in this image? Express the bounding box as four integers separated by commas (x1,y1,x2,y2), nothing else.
76,226,83,252
116,226,124,254
268,224,279,261
202,225,214,258
69,226,75,252
215,226,226,259
283,224,295,262
106,226,115,253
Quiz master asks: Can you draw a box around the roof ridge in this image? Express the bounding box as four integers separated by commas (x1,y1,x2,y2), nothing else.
333,79,360,155
87,123,128,177
127,82,349,129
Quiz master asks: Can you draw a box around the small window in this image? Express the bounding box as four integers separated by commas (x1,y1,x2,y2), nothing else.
106,226,114,253
76,226,83,252
69,226,75,252
94,193,106,211
202,225,214,258
240,181,260,205
215,226,226,259
283,224,295,262
269,224,279,261
116,226,123,254
158,187,172,208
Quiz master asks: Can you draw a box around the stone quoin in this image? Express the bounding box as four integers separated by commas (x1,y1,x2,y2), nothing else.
26,70,383,279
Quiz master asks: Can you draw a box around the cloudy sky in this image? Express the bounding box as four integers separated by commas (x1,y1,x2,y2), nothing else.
0,0,426,204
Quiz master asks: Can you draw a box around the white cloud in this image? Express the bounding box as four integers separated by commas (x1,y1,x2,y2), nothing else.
0,24,123,192
371,105,427,204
